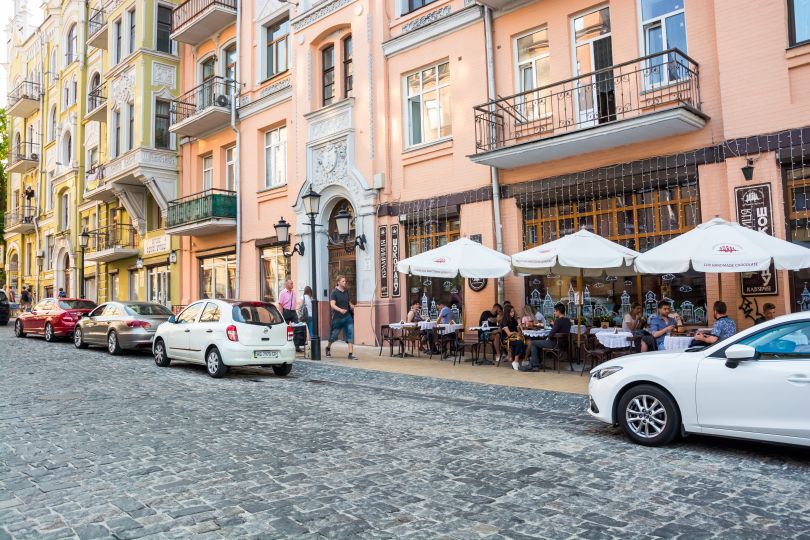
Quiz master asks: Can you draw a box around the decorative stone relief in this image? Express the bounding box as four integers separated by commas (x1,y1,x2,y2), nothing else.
309,109,352,141
259,77,291,98
152,63,176,89
311,140,357,197
292,0,354,32
402,5,452,33
110,68,135,108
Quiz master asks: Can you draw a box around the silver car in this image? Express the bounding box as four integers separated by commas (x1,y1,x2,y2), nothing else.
74,301,174,355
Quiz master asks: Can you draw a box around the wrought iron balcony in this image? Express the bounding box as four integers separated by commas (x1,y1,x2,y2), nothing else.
471,49,707,169
166,188,237,236
171,0,236,45
7,80,41,117
170,76,235,137
8,142,40,174
84,224,140,262
88,7,108,49
86,84,107,122
4,206,37,234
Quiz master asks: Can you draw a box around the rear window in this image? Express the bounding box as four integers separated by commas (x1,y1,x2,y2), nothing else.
0,291,7,302
125,303,173,316
59,300,97,310
232,302,284,326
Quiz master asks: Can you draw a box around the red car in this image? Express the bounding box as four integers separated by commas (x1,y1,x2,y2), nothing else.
15,298,97,342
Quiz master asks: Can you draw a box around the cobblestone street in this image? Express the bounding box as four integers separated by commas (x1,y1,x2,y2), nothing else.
1,326,809,539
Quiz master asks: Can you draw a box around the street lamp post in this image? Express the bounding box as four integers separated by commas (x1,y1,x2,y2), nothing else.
36,251,44,302
78,230,90,298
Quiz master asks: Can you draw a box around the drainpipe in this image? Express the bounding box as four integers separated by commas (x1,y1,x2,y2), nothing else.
484,6,504,305
230,0,241,297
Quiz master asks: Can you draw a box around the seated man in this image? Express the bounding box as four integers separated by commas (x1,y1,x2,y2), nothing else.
643,300,678,352
692,301,737,346
525,303,571,372
755,302,776,325
436,301,452,324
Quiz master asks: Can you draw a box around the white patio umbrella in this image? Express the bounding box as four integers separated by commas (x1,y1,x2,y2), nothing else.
396,237,511,278
634,217,810,300
511,229,641,347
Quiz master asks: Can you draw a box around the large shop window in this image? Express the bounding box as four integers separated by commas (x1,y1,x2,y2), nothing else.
521,175,706,325
786,166,810,310
406,216,464,322
200,255,236,299
405,61,451,147
260,247,290,303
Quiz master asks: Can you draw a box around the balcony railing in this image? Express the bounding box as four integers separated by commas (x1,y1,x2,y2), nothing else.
9,142,40,167
88,8,105,37
4,206,37,230
473,49,701,154
172,76,235,125
86,224,138,254
167,189,237,228
172,0,236,35
85,165,105,192
88,85,106,111
7,80,41,115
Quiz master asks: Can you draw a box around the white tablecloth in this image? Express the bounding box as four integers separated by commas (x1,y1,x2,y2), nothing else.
418,321,436,331
596,331,633,349
570,325,587,335
437,323,462,335
523,329,550,339
663,335,693,351
389,323,417,331
591,327,619,334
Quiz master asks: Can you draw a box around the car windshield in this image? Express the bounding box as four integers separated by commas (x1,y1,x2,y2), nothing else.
59,300,97,310
125,303,173,316
231,302,284,326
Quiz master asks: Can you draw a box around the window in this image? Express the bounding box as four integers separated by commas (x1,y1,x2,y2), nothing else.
260,247,290,303
405,0,437,14
156,5,172,53
343,35,353,98
200,302,222,322
155,99,171,149
89,73,101,110
88,147,98,169
66,24,77,65
47,108,55,145
789,0,810,46
127,103,135,151
114,19,123,64
25,243,32,275
640,0,687,85
63,132,72,165
225,146,235,191
224,44,237,99
128,269,139,300
177,302,204,324
60,192,70,231
263,126,287,188
515,27,550,121
110,272,119,300
112,109,121,157
128,8,136,54
265,17,289,80
405,61,451,146
45,234,54,270
322,45,335,106
200,56,216,108
202,155,213,190
50,50,58,82
71,77,77,105
735,321,810,358
200,255,236,299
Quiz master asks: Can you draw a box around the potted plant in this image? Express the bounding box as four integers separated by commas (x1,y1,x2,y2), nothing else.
599,315,612,329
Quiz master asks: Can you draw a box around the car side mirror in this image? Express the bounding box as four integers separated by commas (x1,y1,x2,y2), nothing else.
168,315,176,324
724,344,756,369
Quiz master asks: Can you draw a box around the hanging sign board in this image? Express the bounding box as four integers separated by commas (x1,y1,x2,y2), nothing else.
468,278,488,292
379,226,389,298
735,183,778,296
391,224,401,297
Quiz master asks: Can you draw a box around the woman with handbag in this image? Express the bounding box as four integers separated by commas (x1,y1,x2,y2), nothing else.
501,305,527,371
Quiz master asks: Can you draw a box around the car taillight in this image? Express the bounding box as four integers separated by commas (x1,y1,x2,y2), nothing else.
127,320,151,329
61,313,75,322
287,325,293,341
226,325,239,342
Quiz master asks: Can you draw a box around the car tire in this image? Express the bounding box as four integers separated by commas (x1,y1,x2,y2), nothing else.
14,319,26,338
74,326,88,349
153,339,171,367
617,384,680,447
44,323,56,343
107,330,123,356
205,347,228,378
272,364,292,377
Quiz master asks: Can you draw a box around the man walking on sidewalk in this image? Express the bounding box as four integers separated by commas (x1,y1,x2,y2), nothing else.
326,275,356,360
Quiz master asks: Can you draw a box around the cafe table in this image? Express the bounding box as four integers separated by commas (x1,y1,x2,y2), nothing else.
595,331,634,349
663,335,693,351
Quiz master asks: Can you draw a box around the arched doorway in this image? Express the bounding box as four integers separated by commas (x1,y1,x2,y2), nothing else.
327,200,357,299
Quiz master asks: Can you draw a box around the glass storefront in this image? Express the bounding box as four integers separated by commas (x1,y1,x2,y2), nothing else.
786,166,810,311
200,254,236,299
260,247,289,303
147,265,170,306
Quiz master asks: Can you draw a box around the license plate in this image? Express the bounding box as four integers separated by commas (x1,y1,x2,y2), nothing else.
254,350,279,359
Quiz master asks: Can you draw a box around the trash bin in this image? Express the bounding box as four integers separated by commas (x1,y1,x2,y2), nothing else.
293,324,307,349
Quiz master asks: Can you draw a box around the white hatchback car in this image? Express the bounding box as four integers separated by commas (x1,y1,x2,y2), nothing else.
152,299,295,378
589,312,810,447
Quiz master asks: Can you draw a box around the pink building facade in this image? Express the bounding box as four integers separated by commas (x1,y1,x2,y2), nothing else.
169,0,810,345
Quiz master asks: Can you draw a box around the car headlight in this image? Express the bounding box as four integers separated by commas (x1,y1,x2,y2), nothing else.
591,366,623,380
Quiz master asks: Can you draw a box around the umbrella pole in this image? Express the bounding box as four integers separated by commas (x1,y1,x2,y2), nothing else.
718,273,723,302
578,268,583,350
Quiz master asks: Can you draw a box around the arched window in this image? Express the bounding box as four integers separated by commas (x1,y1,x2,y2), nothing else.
13,132,21,155
89,73,101,109
66,24,77,65
50,50,58,81
48,106,57,142
63,132,72,165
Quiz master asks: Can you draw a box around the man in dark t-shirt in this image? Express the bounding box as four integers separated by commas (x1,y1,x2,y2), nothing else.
525,303,571,372
326,275,356,359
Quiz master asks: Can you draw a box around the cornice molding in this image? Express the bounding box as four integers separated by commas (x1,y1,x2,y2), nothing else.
383,4,483,58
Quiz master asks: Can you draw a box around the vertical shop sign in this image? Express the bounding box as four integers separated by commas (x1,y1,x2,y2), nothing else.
735,183,778,296
391,224,400,297
379,226,389,298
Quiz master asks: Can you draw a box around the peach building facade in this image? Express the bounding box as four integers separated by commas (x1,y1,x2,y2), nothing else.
168,0,810,345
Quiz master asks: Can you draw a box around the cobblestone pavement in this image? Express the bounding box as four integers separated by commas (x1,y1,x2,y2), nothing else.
1,326,809,540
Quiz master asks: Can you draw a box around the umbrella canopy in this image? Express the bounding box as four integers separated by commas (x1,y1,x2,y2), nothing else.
511,229,640,276
634,217,810,274
396,237,511,278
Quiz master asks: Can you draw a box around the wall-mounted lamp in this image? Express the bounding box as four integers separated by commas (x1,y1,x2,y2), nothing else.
742,158,755,181
274,217,305,258
135,258,144,269
328,208,367,253
168,251,177,264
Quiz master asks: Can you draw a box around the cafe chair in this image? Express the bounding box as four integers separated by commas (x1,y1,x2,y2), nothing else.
580,333,611,376
401,326,422,357
542,334,570,373
379,325,404,357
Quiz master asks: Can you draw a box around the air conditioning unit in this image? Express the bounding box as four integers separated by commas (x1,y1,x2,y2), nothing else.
29,153,39,161
215,94,230,108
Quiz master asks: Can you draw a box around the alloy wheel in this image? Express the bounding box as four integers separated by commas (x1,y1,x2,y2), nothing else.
45,324,53,341
625,394,667,439
207,351,220,374
74,329,82,347
108,333,117,354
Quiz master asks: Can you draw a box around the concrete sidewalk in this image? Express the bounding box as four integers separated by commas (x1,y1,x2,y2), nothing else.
305,342,589,395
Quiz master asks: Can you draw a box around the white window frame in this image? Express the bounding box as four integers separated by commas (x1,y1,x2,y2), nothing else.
113,18,123,65
127,8,137,55
60,192,70,231
126,102,135,151
404,60,451,148
263,126,287,189
225,146,235,191
111,109,121,157
514,26,552,122
65,24,77,66
637,0,687,88
203,155,214,190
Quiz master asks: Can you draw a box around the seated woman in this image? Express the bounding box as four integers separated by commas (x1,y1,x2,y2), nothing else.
501,305,527,371
622,302,644,332
521,305,538,329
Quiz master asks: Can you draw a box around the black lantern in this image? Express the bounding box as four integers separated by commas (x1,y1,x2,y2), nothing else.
78,229,90,298
274,216,304,258
301,185,321,217
742,159,755,181
79,229,90,249
328,208,367,253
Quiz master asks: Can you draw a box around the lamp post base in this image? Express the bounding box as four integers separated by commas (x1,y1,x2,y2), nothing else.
310,336,322,361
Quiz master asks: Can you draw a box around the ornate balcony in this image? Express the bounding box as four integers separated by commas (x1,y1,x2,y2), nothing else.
171,0,236,45
166,189,237,236
7,81,41,118
86,84,107,122
83,165,116,202
471,49,707,169
8,142,40,174
87,7,108,49
4,206,37,234
170,76,235,137
84,224,140,262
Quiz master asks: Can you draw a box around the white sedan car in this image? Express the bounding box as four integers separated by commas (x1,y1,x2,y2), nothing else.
152,299,295,378
589,312,810,447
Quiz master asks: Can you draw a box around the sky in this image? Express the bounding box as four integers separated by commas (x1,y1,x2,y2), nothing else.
0,0,45,107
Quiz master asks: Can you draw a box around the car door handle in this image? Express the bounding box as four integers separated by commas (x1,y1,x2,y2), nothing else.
184,329,190,333
787,376,810,384
205,329,213,333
